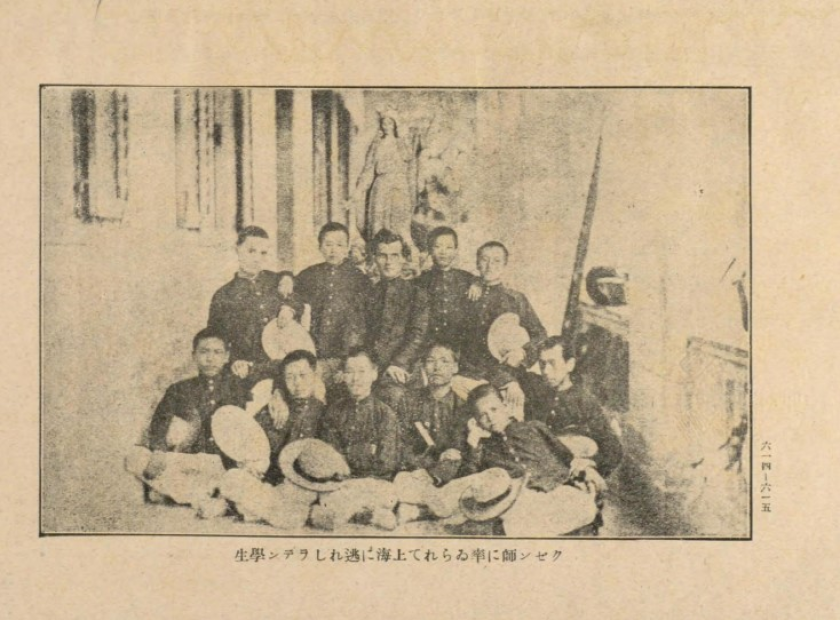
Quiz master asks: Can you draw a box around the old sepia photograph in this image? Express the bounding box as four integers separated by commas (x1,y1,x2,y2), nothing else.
40,86,750,538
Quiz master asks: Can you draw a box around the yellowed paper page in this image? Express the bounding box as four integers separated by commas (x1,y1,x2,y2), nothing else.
2,1,837,618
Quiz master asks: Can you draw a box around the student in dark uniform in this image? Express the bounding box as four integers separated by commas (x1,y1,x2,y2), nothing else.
146,327,248,457
253,349,325,485
462,383,604,536
294,222,371,386
365,228,430,409
460,241,547,406
207,226,283,374
521,335,623,477
414,227,475,356
318,348,400,479
400,342,470,485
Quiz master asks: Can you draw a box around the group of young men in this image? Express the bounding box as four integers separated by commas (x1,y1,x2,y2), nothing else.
140,222,622,535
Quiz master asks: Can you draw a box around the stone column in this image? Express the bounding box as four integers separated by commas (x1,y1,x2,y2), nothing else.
291,88,318,271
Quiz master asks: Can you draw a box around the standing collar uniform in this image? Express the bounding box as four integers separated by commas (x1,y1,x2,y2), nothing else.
207,270,283,364
415,266,475,355
401,387,470,483
367,276,430,371
522,379,623,477
319,394,399,479
147,370,248,457
464,420,575,493
294,260,371,359
460,282,548,387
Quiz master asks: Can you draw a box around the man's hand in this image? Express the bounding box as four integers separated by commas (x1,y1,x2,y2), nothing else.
268,390,290,428
500,381,525,411
385,365,410,384
570,457,608,494
278,277,294,297
467,418,492,448
439,448,463,462
467,282,483,301
502,347,526,368
231,360,253,379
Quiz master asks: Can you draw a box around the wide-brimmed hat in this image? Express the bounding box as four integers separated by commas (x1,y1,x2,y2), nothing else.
246,379,275,417
211,405,271,475
279,438,350,493
261,319,316,361
458,468,529,522
487,313,530,363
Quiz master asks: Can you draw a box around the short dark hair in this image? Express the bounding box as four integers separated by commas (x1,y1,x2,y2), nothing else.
192,327,229,352
427,226,459,249
344,346,377,368
237,225,269,246
371,228,411,259
423,341,460,363
277,270,294,282
537,335,576,361
318,222,350,246
465,383,502,417
281,349,318,372
477,241,509,263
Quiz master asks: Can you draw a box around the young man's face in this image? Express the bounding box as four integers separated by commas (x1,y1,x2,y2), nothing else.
538,345,576,390
283,359,315,401
423,345,458,388
320,231,349,265
430,234,458,270
194,337,230,377
343,355,377,400
474,392,512,434
477,246,507,284
236,236,271,277
375,240,406,280
275,305,296,329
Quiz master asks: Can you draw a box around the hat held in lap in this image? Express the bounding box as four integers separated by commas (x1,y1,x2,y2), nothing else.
458,469,529,522
211,405,271,476
279,438,350,493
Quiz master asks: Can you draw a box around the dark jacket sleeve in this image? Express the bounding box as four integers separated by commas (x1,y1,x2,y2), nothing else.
460,438,485,477
483,364,517,390
372,402,400,478
580,399,623,477
399,402,436,473
534,421,576,468
391,285,430,370
343,302,368,354
317,404,342,451
512,290,548,367
147,386,178,451
254,408,284,458
292,267,314,305
207,288,226,333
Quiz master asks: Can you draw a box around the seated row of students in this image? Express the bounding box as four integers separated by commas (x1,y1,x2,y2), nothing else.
147,328,622,501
